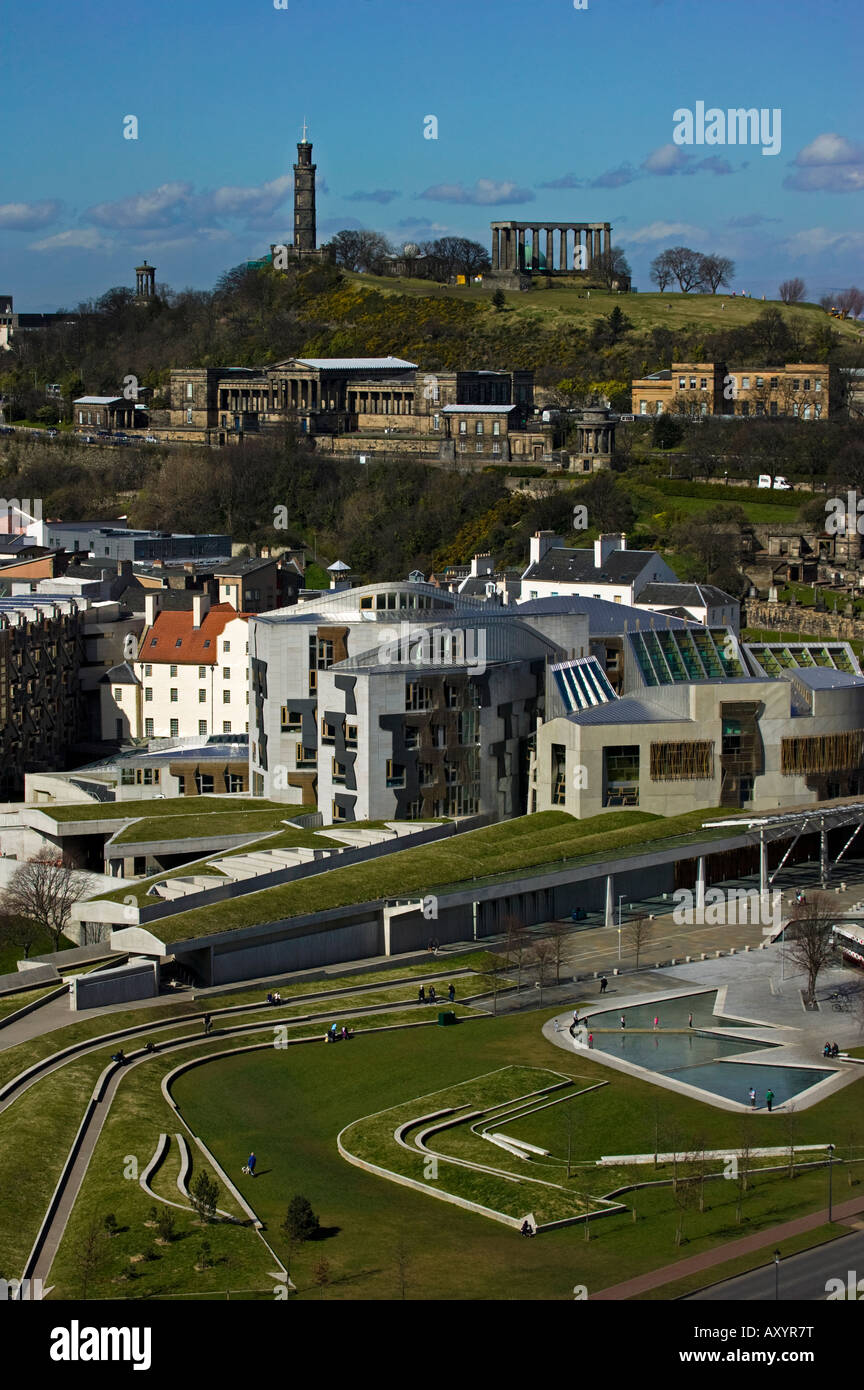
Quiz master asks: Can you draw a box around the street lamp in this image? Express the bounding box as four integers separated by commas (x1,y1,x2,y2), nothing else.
774,1249,781,1300
827,1143,835,1221
617,895,625,961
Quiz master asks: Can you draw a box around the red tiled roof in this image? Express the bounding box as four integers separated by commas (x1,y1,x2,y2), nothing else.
139,603,249,664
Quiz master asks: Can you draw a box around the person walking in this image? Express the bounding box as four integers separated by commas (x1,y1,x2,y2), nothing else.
620,1015,626,1030
587,1033,594,1049
766,1089,775,1113
748,1087,757,1108
688,1012,693,1029
418,986,425,1004
203,1013,212,1035
600,976,608,994
247,1152,256,1177
448,983,456,1003
653,1016,659,1031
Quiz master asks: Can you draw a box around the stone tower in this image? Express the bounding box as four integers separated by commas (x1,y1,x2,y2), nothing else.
293,121,316,252
134,261,156,301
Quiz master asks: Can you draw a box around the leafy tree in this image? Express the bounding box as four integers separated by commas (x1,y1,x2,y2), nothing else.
282,1194,320,1244
571,471,636,532
189,1171,219,1223
652,414,684,450
593,245,632,290
156,1208,176,1243
328,230,393,274
492,288,506,310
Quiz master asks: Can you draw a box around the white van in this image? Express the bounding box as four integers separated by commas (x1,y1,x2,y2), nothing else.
757,474,792,490
757,474,772,488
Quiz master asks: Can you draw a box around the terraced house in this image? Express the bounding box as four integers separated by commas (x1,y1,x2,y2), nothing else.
632,361,833,419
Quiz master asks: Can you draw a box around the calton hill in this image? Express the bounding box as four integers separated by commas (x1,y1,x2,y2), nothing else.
1,249,864,613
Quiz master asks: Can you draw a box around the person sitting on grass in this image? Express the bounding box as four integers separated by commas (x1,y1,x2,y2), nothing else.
429,986,437,1004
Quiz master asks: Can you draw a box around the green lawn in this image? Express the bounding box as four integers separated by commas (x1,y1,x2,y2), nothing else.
169,1009,864,1300
631,482,801,525
157,807,744,940
40,797,290,825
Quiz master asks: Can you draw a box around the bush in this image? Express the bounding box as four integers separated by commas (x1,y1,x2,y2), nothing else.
652,415,684,450
189,1171,219,1223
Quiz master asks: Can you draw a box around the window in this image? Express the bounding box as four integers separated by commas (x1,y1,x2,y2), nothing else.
419,762,435,786
145,687,153,702
386,759,405,788
223,690,231,703
756,376,764,388
150,638,157,648
493,420,500,436
345,723,358,747
223,722,232,733
741,376,750,390
406,682,431,711
770,377,779,389
803,378,810,391
195,773,214,794
144,664,152,677
121,768,135,785
227,772,243,792
175,638,182,648
700,378,707,390
332,800,347,821
689,377,696,389
814,378,822,392
296,744,316,767
203,640,210,649
170,688,178,702
223,666,230,679
404,725,419,750
145,718,154,737
332,758,347,784
281,707,302,731
552,745,567,804
722,719,742,755
432,414,440,430
476,441,483,452
603,745,640,807
113,687,123,699
170,719,179,737
186,382,194,399
815,403,822,419
475,420,483,435
492,443,501,456
792,379,800,391
223,641,230,652
459,420,467,434
678,377,686,389
639,400,647,415
322,720,337,743
198,720,207,735
186,409,193,424
198,665,206,678
445,684,458,709
170,665,178,677
199,689,207,703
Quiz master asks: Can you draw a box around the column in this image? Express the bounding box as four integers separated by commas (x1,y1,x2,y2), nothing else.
595,227,603,261
492,227,500,270
546,227,554,272
574,227,584,271
517,228,525,270
696,856,706,916
759,828,768,917
531,230,540,271
604,224,611,257
820,815,828,889
559,227,568,270
605,874,614,928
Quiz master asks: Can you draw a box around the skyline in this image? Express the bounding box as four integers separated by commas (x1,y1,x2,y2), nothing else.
2,0,862,308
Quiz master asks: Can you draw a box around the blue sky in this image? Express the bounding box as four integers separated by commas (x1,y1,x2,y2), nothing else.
2,0,862,308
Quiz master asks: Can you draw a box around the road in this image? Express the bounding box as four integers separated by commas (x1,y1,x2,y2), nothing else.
686,1227,864,1301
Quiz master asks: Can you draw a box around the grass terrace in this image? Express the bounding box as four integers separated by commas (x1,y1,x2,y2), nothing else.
158,807,744,941
94,819,448,907
39,796,291,824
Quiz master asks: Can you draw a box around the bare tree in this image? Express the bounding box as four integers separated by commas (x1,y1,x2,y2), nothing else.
734,1127,754,1224
650,250,675,292
503,916,530,996
837,286,864,320
75,1217,107,1300
779,277,806,305
665,246,704,293
624,916,652,969
393,1235,412,1300
547,920,571,985
785,893,836,1004
531,938,556,1001
698,254,735,294
1,849,93,952
592,246,632,290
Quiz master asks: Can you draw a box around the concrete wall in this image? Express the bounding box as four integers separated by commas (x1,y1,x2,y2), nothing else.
71,958,158,1010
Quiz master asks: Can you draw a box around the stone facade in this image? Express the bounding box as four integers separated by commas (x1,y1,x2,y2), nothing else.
633,361,832,420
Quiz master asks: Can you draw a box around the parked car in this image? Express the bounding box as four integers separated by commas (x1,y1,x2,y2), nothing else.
46,428,59,438
97,429,112,439
758,474,792,490
144,434,159,443
0,426,15,435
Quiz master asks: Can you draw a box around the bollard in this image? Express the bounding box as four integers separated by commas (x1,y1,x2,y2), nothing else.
685,955,692,963
715,950,723,958
729,948,736,955
744,944,750,952
701,952,707,961
613,967,621,975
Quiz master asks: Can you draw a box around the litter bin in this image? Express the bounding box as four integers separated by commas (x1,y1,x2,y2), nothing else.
437,1010,457,1026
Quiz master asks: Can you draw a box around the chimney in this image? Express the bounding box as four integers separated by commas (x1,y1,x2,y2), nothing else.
529,530,562,567
192,593,211,628
593,533,626,568
144,592,162,626
470,552,494,578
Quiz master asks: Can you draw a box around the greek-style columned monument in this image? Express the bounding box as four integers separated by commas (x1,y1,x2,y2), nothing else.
490,221,627,289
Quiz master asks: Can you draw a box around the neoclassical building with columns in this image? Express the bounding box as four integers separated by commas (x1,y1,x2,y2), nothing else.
490,220,617,283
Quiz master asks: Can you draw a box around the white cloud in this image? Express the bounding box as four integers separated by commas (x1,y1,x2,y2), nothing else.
0,200,63,231
28,228,115,253
417,179,535,205
85,182,194,229
785,132,864,192
627,221,706,244
779,226,864,257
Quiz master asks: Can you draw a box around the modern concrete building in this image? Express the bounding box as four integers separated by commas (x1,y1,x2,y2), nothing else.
532,632,864,817
248,582,566,821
